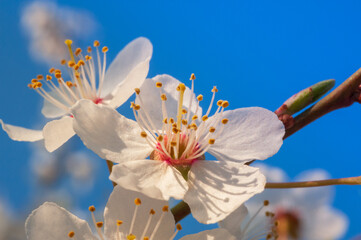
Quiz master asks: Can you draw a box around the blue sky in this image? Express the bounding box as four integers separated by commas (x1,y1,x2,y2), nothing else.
0,0,361,239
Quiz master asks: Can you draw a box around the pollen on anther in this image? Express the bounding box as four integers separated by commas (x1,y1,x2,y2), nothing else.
176,223,182,230
65,39,73,46
87,46,92,52
221,101,229,108
28,84,33,89
68,231,75,238
85,55,92,61
170,141,177,147
177,83,186,91
192,115,198,120
197,94,203,101
31,79,38,83
93,40,100,47
208,139,215,144
88,205,96,212
157,135,164,142
127,234,136,240
61,59,67,65
190,73,196,80
49,68,55,74
144,237,149,240
217,100,223,106
209,127,216,133
102,46,109,53
78,60,85,66
202,115,208,121
263,200,269,206
36,74,44,80
96,222,103,228
162,205,169,212
149,209,156,215
68,61,76,68
134,198,142,205
46,75,52,81
156,82,163,88
117,220,123,226
160,94,167,101
211,86,218,93
75,48,82,56
169,118,175,124
134,104,141,111
181,109,187,114
55,73,62,79
140,131,147,138
221,118,229,124
134,88,140,94
163,118,168,124
172,128,179,134
182,119,188,125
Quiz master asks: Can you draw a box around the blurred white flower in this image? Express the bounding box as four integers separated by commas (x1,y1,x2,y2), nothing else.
243,164,348,240
21,1,97,64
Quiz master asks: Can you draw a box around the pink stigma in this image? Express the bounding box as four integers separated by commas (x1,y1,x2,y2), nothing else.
94,98,103,104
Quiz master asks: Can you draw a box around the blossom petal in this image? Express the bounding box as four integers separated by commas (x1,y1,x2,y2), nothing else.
104,186,175,240
218,204,248,236
71,99,152,163
184,161,266,224
110,160,188,200
103,37,153,107
208,107,284,163
179,229,236,240
25,202,97,240
0,119,43,142
41,90,68,118
43,116,75,152
135,74,203,130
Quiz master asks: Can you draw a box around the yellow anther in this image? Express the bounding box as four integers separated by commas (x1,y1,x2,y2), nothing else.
192,115,198,120
221,118,229,124
96,222,103,228
156,82,163,88
172,123,177,128
264,200,269,206
75,48,82,56
160,94,167,101
88,206,96,212
144,237,149,240
157,135,163,142
134,104,140,111
169,118,175,124
87,46,92,52
211,86,218,93
149,209,156,215
65,39,76,63
28,83,33,89
36,74,43,80
265,211,271,217
102,46,108,53
182,119,188,125
190,73,196,80
78,60,85,66
74,65,80,71
170,141,177,147
209,127,216,133
75,72,80,79
36,82,43,88
130,102,135,108
46,75,52,81
221,101,229,108
93,40,100,47
31,79,38,83
117,220,123,226
127,234,136,240
85,55,92,61
65,39,73,46
163,118,168,124
172,128,179,134
140,131,147,138
68,231,75,238
181,109,187,114
68,61,76,68
66,81,73,87
134,88,140,94
61,59,67,65
208,139,215,144
190,123,198,129
55,73,62,79
197,94,203,101
177,83,186,92
217,100,223,106
176,223,182,230
49,68,55,74
55,69,61,74
162,205,169,212
202,115,208,121
134,198,142,205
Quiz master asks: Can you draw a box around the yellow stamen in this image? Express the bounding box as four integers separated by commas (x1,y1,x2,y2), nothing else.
221,118,229,124
192,115,198,120
202,115,208,121
64,39,76,63
134,88,140,94
87,46,92,52
176,223,182,230
208,139,215,144
157,135,164,142
31,79,38,83
140,131,147,138
127,234,136,240
61,59,67,65
190,73,196,80
197,94,203,101
182,119,188,125
96,222,103,228
49,68,55,74
117,220,123,226
170,141,177,147
264,200,269,206
134,198,142,205
177,83,186,128
160,94,167,101
68,231,75,238
221,101,229,108
217,100,223,106
209,127,216,133
75,48,82,56
68,61,76,68
46,75,52,81
94,40,100,47
181,109,187,114
88,206,96,212
102,46,108,53
211,86,218,93
149,209,156,215
36,74,43,80
162,205,169,212
156,82,162,88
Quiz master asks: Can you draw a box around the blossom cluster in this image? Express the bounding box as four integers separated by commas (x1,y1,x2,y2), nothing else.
1,37,349,240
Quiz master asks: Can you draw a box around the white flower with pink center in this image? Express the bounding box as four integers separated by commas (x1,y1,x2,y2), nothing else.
1,37,152,152
70,74,285,224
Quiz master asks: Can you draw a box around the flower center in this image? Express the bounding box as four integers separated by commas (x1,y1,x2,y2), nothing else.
131,74,229,171
275,209,301,240
28,39,108,113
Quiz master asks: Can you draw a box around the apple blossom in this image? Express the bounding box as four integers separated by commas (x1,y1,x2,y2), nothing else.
71,74,285,224
1,37,152,152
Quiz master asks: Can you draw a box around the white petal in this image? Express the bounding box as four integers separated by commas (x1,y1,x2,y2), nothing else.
218,204,248,236
135,74,202,130
25,202,96,240
110,160,188,200
184,161,266,224
179,229,236,240
41,90,68,118
0,119,43,142
102,37,153,107
43,116,75,152
71,99,152,163
302,206,348,240
208,107,284,163
104,186,175,240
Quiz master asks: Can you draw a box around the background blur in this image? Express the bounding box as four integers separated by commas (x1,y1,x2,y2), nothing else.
0,0,361,239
